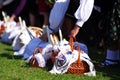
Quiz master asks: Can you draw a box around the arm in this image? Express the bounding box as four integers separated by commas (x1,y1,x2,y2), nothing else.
49,0,70,33
10,0,27,21
75,0,94,27
71,0,94,37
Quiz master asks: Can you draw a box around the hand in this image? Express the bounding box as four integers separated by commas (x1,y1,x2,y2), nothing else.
9,14,16,21
70,25,80,37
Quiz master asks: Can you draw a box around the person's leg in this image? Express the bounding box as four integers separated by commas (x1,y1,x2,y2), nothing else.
101,41,120,66
29,13,35,26
49,0,70,32
40,12,49,27
62,16,76,39
103,49,119,65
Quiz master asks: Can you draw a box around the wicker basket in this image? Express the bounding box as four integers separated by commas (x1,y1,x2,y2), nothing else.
0,25,5,35
51,50,58,64
66,44,89,75
67,60,89,75
29,48,42,68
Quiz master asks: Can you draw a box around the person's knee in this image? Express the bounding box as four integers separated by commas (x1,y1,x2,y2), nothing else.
74,42,88,54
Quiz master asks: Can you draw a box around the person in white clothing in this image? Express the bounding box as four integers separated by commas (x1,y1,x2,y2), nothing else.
48,0,94,38
41,0,94,54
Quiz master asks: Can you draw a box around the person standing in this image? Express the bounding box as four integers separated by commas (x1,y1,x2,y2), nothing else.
47,0,94,38
100,0,120,67
41,0,94,54
37,0,51,27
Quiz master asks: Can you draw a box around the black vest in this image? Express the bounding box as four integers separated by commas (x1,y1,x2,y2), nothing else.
66,0,80,18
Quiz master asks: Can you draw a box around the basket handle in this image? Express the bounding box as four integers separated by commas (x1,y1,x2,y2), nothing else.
33,48,42,56
68,36,76,51
68,36,81,63
73,44,81,64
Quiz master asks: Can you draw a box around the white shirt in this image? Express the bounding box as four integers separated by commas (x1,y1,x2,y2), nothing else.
49,0,94,32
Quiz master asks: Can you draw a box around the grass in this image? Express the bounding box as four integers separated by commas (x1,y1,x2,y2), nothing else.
0,42,120,80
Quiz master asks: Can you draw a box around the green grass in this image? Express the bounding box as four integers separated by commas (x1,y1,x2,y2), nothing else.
0,42,120,80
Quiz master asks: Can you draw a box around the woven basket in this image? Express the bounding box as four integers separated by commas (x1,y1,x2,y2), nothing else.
67,60,89,75
50,34,59,64
67,43,89,75
29,48,42,68
51,50,58,64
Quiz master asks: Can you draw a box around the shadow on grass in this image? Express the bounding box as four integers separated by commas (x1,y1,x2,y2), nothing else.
22,59,54,71
5,48,14,51
94,62,120,80
0,46,23,59
0,53,23,59
88,47,120,80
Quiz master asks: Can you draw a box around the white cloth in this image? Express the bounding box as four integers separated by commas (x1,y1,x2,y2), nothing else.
9,25,21,39
14,44,27,56
75,0,94,27
50,41,96,76
26,52,46,68
23,38,42,59
12,34,23,51
49,0,94,32
19,29,35,45
0,21,16,44
0,21,4,26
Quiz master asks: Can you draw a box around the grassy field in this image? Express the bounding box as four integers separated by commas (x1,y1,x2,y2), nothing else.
0,42,120,80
